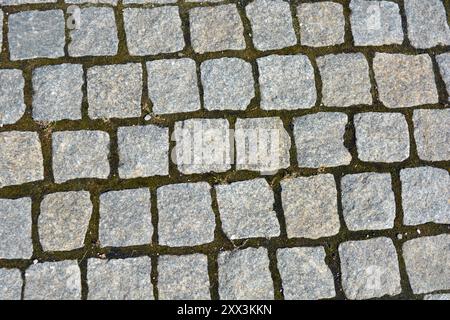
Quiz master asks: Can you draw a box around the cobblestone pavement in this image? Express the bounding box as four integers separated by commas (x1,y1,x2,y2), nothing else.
0,0,449,300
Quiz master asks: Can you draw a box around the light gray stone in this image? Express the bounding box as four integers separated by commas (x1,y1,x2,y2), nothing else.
281,174,340,239
403,234,450,294
293,112,351,168
400,167,450,226
32,64,84,122
124,0,175,3
245,0,296,51
404,0,450,49
87,63,142,119
339,237,401,299
341,173,395,231
0,69,25,126
189,4,246,53
24,261,81,300
354,112,410,162
437,53,450,99
318,53,372,107
8,10,65,61
424,293,450,300
2,0,57,3
257,54,316,110
118,125,169,179
0,268,22,300
66,0,117,4
0,131,44,187
297,2,345,47
277,247,335,300
201,58,254,111
373,53,439,108
147,59,200,115
215,179,279,240
218,248,273,300
158,254,210,300
157,182,215,247
39,191,92,252
124,7,184,56
0,10,2,53
0,198,32,259
413,109,450,161
88,257,153,300
52,130,110,183
99,188,152,247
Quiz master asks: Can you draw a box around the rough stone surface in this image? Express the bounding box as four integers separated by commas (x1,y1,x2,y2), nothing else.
66,0,117,4
293,112,351,168
201,58,254,111
158,254,210,300
437,53,450,99
123,0,174,3
400,167,450,226
281,174,340,239
0,11,2,53
354,112,410,162
118,125,169,179
424,294,450,301
0,268,22,300
0,131,44,187
257,54,316,110
341,173,396,231
99,189,152,247
52,130,110,183
215,178,280,240
32,64,84,122
0,69,26,126
123,7,184,56
8,10,65,60
157,182,215,247
88,257,153,300
277,247,336,300
218,248,273,300
339,237,401,299
403,234,450,294
0,198,33,259
373,53,439,108
39,191,92,252
3,0,57,3
317,53,372,107
147,59,200,115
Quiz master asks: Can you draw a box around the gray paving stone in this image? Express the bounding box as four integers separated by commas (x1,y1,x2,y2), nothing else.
424,293,450,300
24,261,81,300
2,0,57,3
373,53,438,108
0,198,33,259
124,7,184,56
339,237,401,299
413,109,450,161
0,11,3,56
66,0,117,4
118,125,169,179
218,248,273,300
201,58,254,111
189,4,246,53
404,0,450,49
400,167,450,226
215,178,280,240
403,234,450,294
87,63,142,119
39,191,92,252
8,10,65,61
354,112,410,163
158,254,210,300
437,53,450,100
0,131,44,187
297,2,345,47
293,112,351,168
32,64,84,122
257,54,316,110
88,257,153,300
99,188,152,247
277,247,336,300
0,69,26,126
52,130,110,183
157,182,215,247
124,0,175,3
350,0,403,46
281,174,340,239
69,7,118,57
341,173,395,231
245,0,296,51
318,53,372,107
0,268,22,300
147,59,200,115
